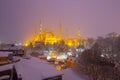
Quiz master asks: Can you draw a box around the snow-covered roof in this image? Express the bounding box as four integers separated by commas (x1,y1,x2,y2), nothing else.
0,46,24,51
0,64,13,72
0,75,10,80
0,52,12,57
0,59,86,80
15,57,63,80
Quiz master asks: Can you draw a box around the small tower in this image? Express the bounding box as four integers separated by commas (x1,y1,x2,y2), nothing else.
34,24,37,37
78,28,81,45
78,28,81,40
39,20,42,34
39,20,45,41
59,21,62,40
66,28,69,39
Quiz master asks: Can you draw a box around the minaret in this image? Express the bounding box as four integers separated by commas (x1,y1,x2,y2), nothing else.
59,21,62,39
66,28,69,39
78,27,82,45
39,20,42,34
34,24,37,37
78,27,81,40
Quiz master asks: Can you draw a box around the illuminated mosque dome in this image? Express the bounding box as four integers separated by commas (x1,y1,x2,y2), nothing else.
24,21,87,47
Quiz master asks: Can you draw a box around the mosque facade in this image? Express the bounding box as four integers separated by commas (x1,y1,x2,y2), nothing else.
24,22,87,47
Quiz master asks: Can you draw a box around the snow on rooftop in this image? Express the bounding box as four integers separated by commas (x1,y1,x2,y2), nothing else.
0,45,24,50
0,64,13,72
15,57,62,80
12,56,87,80
0,75,10,80
0,52,12,57
0,56,87,80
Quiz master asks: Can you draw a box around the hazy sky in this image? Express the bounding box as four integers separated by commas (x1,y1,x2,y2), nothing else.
0,0,120,43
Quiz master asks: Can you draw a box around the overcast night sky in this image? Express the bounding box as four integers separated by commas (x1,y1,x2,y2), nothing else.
0,0,120,43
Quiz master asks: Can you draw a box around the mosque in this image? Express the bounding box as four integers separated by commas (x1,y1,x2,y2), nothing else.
24,22,87,47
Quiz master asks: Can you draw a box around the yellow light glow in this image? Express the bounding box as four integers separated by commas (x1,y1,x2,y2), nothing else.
68,42,73,47
50,53,56,58
24,26,87,47
24,42,29,47
56,65,62,71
